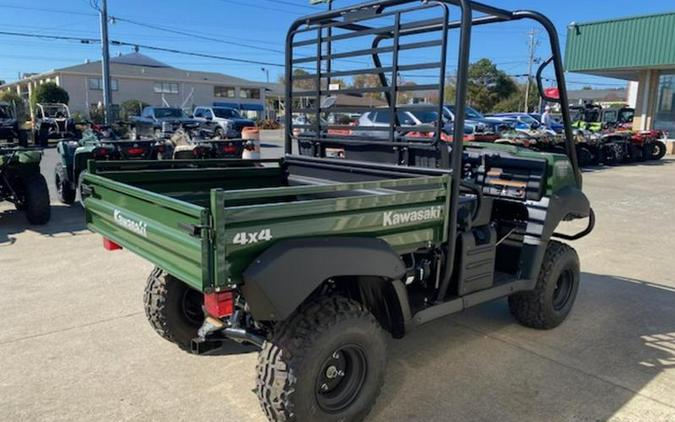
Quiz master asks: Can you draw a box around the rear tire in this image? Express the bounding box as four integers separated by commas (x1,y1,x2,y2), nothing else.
256,296,387,422
143,268,205,351
55,163,76,205
651,140,666,160
21,173,51,225
508,240,580,329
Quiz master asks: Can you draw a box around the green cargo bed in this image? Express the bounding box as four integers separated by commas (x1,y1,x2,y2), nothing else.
83,157,452,293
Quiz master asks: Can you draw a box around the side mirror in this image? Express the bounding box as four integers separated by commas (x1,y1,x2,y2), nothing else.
205,116,213,121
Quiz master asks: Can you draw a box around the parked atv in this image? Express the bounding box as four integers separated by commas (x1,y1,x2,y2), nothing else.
0,146,50,224
32,103,79,147
629,130,667,161
55,124,171,205
0,102,28,147
168,127,252,160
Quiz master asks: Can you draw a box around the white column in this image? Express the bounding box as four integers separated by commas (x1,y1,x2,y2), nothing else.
640,70,652,131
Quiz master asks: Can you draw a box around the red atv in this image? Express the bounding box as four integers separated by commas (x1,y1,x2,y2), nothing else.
629,130,667,161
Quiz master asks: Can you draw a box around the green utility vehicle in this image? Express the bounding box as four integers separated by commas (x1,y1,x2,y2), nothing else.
84,1,594,421
1,146,50,224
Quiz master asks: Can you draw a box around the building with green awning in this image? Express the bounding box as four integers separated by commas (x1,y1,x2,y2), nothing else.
565,12,675,138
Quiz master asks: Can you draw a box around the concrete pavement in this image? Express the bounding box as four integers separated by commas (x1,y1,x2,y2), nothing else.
1,142,674,421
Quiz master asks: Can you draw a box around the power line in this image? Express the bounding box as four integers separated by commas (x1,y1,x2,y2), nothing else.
111,16,288,55
0,3,96,17
214,0,303,16
0,30,289,68
258,0,316,10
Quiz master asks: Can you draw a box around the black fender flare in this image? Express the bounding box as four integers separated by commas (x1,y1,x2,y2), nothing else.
543,186,592,241
241,237,406,321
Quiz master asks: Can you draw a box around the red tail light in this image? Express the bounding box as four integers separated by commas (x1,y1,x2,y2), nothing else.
103,238,122,251
92,147,108,159
192,146,209,157
223,143,238,154
204,290,234,318
126,147,146,156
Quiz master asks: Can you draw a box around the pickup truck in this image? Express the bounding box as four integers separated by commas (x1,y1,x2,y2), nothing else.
129,106,202,140
192,106,255,138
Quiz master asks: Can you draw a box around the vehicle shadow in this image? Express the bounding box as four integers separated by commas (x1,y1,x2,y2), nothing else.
0,203,88,245
369,272,675,422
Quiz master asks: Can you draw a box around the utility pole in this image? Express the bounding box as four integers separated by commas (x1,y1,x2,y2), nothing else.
524,28,538,113
99,0,113,124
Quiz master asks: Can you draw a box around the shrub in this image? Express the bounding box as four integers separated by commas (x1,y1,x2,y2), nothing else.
120,100,149,121
30,82,69,112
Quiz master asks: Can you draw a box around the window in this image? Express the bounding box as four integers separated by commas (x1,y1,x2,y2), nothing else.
153,81,179,94
655,73,675,134
214,86,236,98
239,88,261,99
213,108,242,119
373,111,390,123
88,78,118,91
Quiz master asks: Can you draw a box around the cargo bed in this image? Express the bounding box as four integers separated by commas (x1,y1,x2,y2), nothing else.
83,157,453,293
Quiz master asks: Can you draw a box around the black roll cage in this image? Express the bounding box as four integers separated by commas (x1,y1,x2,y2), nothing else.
283,0,580,304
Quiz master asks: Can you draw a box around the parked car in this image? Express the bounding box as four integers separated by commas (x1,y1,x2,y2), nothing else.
192,106,256,138
530,112,565,134
488,112,542,131
0,102,27,146
129,107,202,140
32,103,79,146
442,104,509,135
353,106,451,139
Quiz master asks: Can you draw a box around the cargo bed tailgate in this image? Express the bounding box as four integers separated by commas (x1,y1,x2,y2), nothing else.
83,173,212,291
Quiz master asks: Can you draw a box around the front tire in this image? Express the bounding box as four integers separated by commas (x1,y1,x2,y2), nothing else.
256,296,387,422
21,173,51,225
508,241,580,329
55,163,76,204
143,268,205,351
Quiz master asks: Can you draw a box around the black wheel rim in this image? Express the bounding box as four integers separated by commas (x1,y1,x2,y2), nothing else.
552,270,574,311
315,345,367,413
181,288,204,326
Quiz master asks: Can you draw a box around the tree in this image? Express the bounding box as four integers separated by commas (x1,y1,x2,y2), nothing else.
120,99,149,120
0,91,28,121
30,82,69,111
493,81,540,113
466,59,517,112
351,73,384,100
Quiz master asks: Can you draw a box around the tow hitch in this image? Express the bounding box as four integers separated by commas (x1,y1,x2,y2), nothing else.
191,313,265,354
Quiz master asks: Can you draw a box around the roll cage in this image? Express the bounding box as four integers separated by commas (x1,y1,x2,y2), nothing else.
284,0,580,181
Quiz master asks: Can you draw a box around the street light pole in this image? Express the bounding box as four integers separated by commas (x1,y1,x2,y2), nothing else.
99,0,113,124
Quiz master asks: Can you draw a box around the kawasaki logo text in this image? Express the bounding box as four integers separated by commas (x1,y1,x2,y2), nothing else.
113,209,148,238
383,206,442,227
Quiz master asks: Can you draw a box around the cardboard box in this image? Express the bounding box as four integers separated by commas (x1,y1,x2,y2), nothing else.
666,141,675,155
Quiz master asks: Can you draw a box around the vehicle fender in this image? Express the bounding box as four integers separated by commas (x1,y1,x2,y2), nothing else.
541,186,591,240
241,237,406,321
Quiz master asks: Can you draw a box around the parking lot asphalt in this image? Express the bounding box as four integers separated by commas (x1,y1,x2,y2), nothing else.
1,136,674,421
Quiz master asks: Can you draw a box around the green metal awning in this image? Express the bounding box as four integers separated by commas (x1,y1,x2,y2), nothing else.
565,12,675,80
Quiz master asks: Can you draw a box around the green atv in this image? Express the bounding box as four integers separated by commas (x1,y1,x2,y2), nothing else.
0,146,50,224
83,2,594,421
55,124,171,205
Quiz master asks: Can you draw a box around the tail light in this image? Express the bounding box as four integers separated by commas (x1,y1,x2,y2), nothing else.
223,143,238,154
204,290,234,318
92,147,109,159
126,147,146,156
103,238,122,251
192,146,210,158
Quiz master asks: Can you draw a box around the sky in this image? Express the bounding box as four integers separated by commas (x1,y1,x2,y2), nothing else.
0,0,673,89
